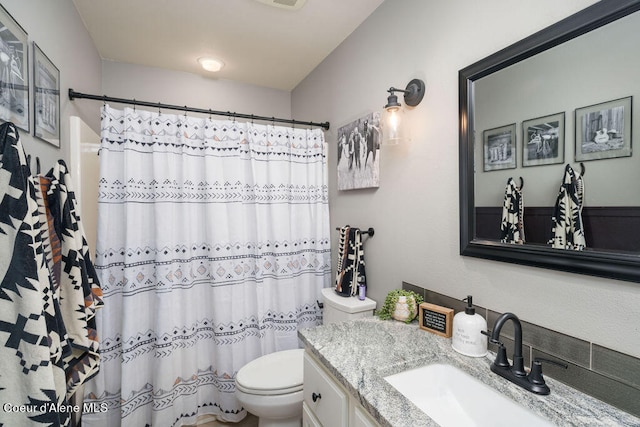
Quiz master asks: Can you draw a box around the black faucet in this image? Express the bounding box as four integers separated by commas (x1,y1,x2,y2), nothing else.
483,312,567,395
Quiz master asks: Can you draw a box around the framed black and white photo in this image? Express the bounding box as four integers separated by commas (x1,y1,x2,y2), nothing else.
575,96,632,161
33,42,60,147
522,112,565,167
0,4,29,131
337,111,380,190
483,123,516,172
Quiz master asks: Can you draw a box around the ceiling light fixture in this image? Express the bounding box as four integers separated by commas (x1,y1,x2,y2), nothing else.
198,57,224,72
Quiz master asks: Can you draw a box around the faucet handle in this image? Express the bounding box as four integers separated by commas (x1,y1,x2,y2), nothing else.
529,358,568,385
481,329,501,346
528,360,546,385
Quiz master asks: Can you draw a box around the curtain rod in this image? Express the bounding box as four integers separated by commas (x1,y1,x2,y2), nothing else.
68,89,330,130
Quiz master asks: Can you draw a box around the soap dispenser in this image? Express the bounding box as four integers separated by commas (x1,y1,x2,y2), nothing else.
451,295,488,357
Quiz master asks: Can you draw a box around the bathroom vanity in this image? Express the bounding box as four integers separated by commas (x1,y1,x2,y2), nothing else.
302,351,379,427
299,318,640,427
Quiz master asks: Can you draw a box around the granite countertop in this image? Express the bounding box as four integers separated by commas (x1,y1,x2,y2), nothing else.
298,318,640,427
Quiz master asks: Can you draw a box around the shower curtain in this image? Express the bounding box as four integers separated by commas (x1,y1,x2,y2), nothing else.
82,105,330,426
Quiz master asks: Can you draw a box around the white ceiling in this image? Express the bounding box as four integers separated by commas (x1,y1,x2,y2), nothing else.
72,0,385,91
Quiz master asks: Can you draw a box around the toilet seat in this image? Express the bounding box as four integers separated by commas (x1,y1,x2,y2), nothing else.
236,348,304,396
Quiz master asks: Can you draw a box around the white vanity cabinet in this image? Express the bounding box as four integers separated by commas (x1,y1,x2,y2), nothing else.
303,350,380,427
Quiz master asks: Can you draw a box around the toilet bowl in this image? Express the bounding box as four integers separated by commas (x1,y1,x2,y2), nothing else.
235,348,304,427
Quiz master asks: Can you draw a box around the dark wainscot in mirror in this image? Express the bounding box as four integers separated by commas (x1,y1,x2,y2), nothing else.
459,0,640,283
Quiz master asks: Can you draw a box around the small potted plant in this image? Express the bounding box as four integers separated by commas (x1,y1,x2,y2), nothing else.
378,289,424,323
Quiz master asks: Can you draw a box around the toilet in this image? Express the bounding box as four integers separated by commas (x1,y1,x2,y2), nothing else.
235,348,305,427
234,288,376,427
320,287,377,325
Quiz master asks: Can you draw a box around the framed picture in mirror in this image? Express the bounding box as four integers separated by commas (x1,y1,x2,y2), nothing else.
483,123,516,172
522,112,565,167
575,96,632,161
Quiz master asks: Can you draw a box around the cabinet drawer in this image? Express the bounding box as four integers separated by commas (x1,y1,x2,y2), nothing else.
304,352,348,427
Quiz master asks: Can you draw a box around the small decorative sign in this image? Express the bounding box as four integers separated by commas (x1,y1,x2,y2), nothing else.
419,303,453,338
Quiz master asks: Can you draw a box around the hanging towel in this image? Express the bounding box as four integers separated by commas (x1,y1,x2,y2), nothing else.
0,122,70,426
334,226,366,297
40,160,103,398
500,177,525,244
549,164,586,250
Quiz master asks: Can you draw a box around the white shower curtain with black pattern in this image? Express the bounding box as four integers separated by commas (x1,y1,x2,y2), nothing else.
82,105,330,427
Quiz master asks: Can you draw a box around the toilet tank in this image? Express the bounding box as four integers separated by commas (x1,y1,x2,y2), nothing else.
321,287,376,325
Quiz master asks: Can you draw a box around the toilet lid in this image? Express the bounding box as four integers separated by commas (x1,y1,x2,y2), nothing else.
235,349,304,395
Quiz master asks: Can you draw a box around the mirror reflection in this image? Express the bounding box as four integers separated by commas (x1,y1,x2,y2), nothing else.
473,10,640,253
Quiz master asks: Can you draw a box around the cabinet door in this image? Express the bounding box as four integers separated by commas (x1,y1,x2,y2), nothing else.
303,352,348,427
352,404,380,427
303,402,322,427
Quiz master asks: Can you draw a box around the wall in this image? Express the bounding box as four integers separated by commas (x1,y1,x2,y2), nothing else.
101,61,292,122
292,0,640,359
475,11,640,207
1,0,101,167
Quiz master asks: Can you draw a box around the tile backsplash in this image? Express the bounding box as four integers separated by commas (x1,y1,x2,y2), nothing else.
402,282,640,418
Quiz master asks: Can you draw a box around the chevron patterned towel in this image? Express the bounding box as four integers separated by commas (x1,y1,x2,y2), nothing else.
549,164,586,250
500,177,525,244
334,226,367,297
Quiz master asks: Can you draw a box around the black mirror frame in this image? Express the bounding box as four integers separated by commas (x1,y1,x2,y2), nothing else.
459,0,640,283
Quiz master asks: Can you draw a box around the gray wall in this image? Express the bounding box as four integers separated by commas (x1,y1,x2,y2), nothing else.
101,61,292,122
1,0,101,167
292,0,640,359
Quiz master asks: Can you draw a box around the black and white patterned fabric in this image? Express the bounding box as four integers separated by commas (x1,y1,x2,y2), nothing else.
549,164,586,250
81,105,329,427
0,122,103,426
0,122,69,426
500,177,525,244
42,161,103,397
334,226,366,297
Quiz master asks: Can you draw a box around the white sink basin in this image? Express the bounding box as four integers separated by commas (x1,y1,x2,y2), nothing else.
384,363,554,427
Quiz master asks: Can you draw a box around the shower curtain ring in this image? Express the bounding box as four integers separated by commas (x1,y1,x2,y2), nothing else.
133,99,136,112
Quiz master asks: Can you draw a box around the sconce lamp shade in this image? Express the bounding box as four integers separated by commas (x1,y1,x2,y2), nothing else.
381,104,405,145
381,79,425,145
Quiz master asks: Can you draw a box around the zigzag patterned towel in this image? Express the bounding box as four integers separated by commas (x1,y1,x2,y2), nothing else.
500,177,525,244
549,164,586,250
334,226,366,297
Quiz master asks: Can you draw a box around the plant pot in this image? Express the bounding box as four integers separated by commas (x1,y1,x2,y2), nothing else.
392,295,417,322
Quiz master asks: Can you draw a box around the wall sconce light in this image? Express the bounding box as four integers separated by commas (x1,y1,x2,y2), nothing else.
381,78,425,145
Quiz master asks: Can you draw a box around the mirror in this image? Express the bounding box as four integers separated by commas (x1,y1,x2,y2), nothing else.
459,0,640,282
